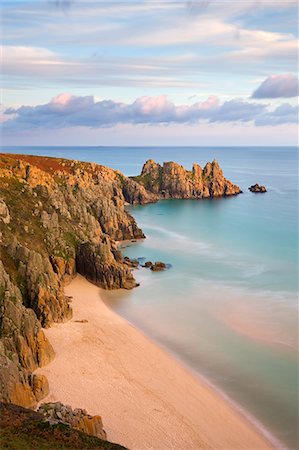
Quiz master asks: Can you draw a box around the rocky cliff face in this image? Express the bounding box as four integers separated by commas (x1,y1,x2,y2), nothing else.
0,154,144,408
131,159,241,199
0,260,54,409
122,177,157,205
0,153,240,410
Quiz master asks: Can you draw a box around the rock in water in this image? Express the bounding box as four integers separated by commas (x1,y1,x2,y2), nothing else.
131,159,241,199
151,262,167,271
249,183,267,193
143,261,153,268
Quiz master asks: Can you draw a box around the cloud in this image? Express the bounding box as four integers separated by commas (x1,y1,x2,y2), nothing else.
3,93,297,131
255,103,298,126
48,1,73,13
2,0,298,96
252,74,299,98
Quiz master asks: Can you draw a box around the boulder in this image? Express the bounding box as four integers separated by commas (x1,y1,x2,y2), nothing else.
143,261,153,268
151,262,167,272
38,402,107,440
123,257,139,268
249,183,267,193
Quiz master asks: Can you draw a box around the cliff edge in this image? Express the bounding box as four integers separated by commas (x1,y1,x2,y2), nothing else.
0,154,144,409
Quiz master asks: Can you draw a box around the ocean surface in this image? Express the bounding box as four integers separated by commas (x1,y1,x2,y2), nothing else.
1,146,298,449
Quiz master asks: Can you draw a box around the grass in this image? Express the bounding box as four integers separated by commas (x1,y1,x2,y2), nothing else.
0,403,127,450
0,177,47,254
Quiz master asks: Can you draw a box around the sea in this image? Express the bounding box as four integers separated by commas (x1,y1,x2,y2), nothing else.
1,146,298,449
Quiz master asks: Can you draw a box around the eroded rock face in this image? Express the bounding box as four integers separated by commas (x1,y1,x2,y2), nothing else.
122,177,158,205
38,402,107,440
30,374,49,402
0,154,146,408
0,199,10,224
131,159,241,199
76,240,137,290
0,261,54,408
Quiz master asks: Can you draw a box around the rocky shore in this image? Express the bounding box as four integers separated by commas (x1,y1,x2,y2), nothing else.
0,154,146,410
0,153,243,444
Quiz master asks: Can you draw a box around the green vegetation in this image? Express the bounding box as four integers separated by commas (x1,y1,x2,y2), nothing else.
131,173,152,189
0,285,5,305
130,166,162,190
15,273,28,304
0,247,29,307
0,403,127,450
64,231,78,249
72,183,79,196
115,172,125,188
0,177,47,254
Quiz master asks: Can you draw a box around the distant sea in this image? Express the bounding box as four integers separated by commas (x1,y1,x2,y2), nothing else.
1,146,298,449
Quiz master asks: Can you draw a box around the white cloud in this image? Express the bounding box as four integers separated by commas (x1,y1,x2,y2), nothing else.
252,74,299,98
3,93,297,131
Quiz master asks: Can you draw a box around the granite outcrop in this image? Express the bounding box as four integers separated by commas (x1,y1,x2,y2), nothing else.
131,159,241,200
38,401,107,440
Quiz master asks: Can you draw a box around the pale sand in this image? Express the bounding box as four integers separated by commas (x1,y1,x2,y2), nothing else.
36,275,274,450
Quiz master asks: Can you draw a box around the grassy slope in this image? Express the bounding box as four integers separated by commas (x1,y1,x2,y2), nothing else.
0,403,127,450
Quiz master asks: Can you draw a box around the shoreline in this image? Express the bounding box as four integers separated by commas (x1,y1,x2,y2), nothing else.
36,274,276,450
101,289,286,450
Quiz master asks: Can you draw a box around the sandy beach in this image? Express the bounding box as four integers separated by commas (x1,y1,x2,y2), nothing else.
36,275,274,450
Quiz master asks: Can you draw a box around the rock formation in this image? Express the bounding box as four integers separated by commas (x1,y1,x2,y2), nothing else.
151,262,167,271
0,153,241,410
130,159,241,199
0,154,144,408
122,176,157,205
249,183,267,193
0,260,54,409
38,402,107,440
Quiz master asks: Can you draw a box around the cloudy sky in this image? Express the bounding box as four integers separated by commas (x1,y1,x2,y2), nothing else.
1,0,298,146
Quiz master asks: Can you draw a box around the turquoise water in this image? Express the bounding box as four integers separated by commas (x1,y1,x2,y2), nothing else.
2,146,298,449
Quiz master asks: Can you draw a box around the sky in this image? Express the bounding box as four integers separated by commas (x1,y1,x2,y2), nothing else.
1,0,298,146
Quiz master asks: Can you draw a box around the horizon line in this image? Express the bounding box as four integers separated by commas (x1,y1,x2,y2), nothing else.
1,145,298,149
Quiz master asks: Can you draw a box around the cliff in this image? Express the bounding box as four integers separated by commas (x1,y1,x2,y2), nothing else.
0,153,240,413
131,159,241,200
0,154,144,409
